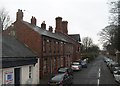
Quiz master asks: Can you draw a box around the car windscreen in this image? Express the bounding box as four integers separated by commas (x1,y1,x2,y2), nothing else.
58,68,67,73
51,74,64,81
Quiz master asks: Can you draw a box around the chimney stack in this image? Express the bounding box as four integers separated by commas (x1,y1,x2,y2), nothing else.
16,9,23,21
41,21,46,29
62,21,68,35
31,16,36,25
55,17,62,33
48,26,53,32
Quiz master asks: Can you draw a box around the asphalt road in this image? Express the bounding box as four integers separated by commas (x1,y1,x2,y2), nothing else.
73,55,119,85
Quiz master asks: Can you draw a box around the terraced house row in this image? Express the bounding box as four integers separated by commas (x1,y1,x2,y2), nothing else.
2,9,81,84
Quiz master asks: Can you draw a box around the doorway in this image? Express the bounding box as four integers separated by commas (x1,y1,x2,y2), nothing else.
14,68,20,85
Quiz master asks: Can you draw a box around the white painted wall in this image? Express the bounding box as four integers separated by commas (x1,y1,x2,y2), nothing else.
21,65,39,84
21,65,29,84
32,62,39,84
1,60,39,85
21,63,39,84
0,69,3,86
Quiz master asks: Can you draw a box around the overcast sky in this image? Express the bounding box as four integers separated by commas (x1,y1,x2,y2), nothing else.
0,0,109,49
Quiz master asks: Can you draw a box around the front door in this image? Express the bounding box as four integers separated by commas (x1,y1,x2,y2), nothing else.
14,68,20,85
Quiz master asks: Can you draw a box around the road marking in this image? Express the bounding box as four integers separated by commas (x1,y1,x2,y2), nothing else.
99,72,100,77
97,68,101,86
97,79,99,86
99,68,101,73
98,68,101,78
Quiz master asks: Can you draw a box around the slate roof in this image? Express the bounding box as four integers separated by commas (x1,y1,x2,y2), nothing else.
22,21,75,44
2,35,37,57
1,35,37,68
68,34,81,42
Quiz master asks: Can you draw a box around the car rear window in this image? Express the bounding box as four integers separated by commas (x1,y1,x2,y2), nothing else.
72,62,80,65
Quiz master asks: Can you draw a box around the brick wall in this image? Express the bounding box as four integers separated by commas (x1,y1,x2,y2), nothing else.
3,9,81,79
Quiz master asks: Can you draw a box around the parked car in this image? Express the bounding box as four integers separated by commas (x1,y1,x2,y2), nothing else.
81,60,87,68
103,57,109,63
71,61,82,71
109,63,119,73
108,61,120,71
58,67,73,77
113,70,120,83
106,59,113,67
113,67,120,74
48,73,73,86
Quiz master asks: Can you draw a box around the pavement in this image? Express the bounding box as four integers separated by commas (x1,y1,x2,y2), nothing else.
39,74,55,84
39,77,49,84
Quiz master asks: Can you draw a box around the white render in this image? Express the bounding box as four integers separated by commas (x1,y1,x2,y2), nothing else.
0,60,39,85
21,63,39,84
0,69,3,86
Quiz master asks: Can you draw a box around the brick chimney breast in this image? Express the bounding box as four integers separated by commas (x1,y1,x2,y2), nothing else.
62,21,68,35
41,21,46,29
16,9,23,21
55,17,62,33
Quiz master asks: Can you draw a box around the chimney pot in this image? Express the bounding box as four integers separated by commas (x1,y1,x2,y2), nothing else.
49,26,53,32
31,16,37,25
41,21,46,29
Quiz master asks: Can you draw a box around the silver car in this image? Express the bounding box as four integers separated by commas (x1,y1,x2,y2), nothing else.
113,67,120,74
113,70,120,83
71,61,82,71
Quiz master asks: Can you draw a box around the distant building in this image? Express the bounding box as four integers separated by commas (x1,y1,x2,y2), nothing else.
3,9,81,79
0,35,39,85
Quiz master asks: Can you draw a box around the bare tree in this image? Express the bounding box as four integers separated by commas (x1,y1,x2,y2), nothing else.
98,25,118,53
0,8,12,31
108,0,120,51
90,44,99,52
108,0,119,25
82,37,93,52
98,25,117,44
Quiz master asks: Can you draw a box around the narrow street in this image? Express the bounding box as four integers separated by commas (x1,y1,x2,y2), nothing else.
73,55,118,85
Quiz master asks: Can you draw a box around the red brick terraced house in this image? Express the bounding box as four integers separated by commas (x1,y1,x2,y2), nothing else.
3,9,81,79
